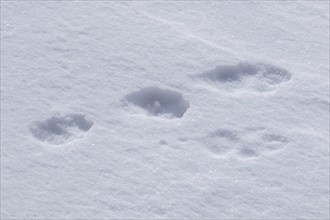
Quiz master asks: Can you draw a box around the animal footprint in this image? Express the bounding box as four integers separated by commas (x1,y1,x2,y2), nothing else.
210,129,240,141
125,87,190,118
29,114,93,145
237,146,259,158
201,129,240,157
198,62,291,92
261,133,289,151
201,128,289,159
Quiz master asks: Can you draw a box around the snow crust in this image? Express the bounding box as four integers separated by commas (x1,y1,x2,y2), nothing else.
1,1,329,219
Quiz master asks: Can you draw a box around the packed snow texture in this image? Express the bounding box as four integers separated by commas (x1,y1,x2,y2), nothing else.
1,1,329,219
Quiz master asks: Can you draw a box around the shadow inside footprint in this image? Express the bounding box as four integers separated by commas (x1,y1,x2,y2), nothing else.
30,114,93,145
238,147,258,157
202,63,258,82
210,129,239,141
201,129,240,157
261,133,289,151
262,133,288,143
206,143,232,155
125,87,190,118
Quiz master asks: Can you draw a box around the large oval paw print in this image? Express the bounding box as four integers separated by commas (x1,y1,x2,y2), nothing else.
198,62,291,93
125,87,190,118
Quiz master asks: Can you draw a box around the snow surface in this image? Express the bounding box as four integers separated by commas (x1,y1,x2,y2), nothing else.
1,1,329,219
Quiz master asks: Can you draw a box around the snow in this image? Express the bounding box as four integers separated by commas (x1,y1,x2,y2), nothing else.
1,1,329,219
